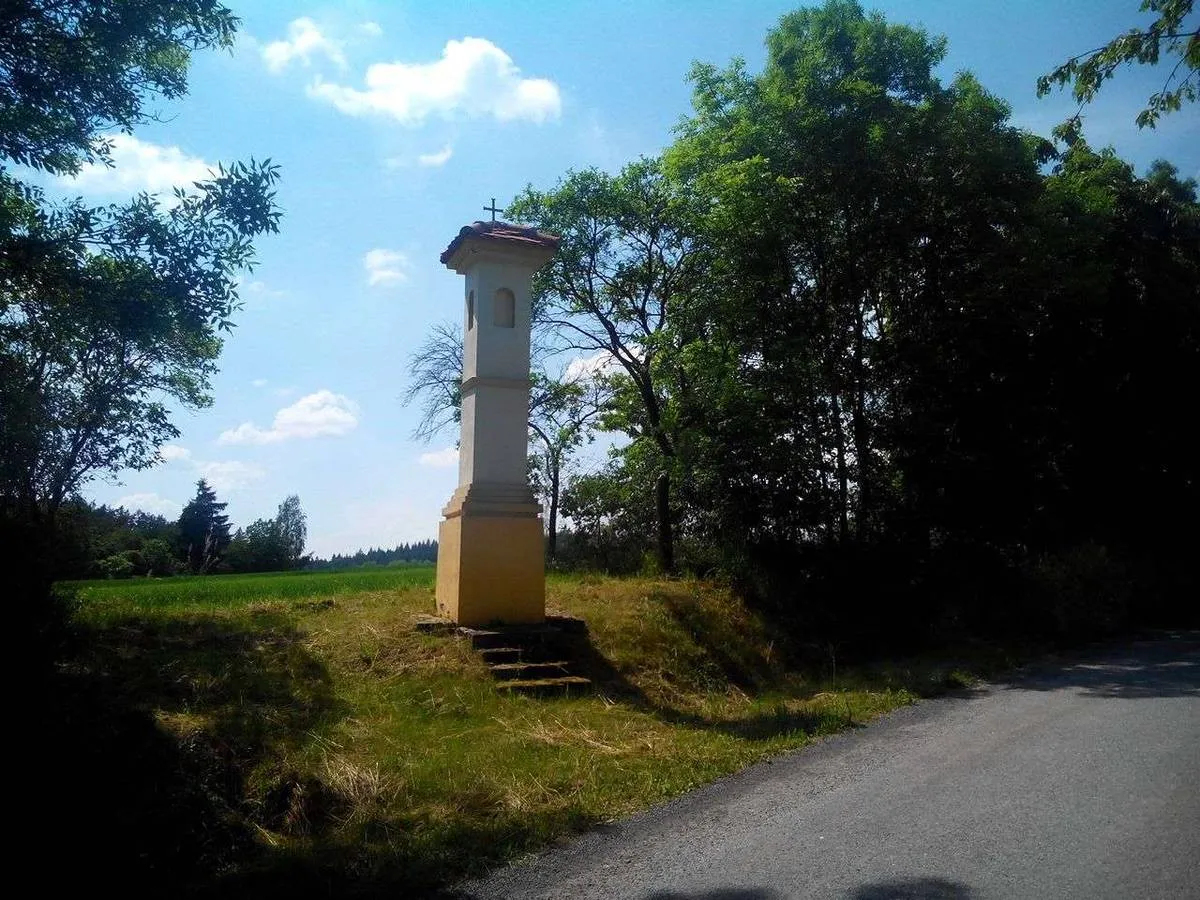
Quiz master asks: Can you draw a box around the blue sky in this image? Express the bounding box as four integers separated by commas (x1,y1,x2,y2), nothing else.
71,0,1198,557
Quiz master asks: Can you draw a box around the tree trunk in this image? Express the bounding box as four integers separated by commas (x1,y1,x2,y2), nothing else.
831,392,850,543
547,453,560,559
852,298,871,537
655,470,675,573
7,497,63,671
811,400,837,542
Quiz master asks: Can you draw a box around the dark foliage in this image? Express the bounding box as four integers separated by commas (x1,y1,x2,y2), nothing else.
1,0,279,651
546,1,1199,648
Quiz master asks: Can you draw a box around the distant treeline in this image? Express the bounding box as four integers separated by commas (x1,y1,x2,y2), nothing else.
52,491,436,578
307,540,437,570
54,480,308,578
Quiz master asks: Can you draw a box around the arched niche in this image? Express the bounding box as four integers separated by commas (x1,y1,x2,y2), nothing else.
494,288,516,328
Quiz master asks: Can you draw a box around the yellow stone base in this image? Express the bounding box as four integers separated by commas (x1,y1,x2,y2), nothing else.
436,512,545,626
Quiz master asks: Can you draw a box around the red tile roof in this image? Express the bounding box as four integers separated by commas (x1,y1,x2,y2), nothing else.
440,220,560,265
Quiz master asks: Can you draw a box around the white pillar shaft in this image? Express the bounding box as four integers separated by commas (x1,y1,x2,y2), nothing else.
463,264,534,382
436,221,558,625
456,257,539,495
458,380,531,486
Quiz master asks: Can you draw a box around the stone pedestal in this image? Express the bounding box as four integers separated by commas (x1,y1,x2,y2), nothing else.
436,485,545,625
434,221,559,626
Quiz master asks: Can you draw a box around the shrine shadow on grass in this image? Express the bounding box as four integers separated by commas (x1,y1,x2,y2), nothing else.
37,599,1191,897
555,607,853,742
31,607,344,897
32,596,843,899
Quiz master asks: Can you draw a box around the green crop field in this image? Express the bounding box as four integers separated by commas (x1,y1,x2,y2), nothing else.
46,567,996,897
60,564,437,612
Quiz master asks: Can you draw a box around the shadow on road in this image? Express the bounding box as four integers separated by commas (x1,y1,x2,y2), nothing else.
847,876,976,899
1006,630,1199,699
642,890,780,900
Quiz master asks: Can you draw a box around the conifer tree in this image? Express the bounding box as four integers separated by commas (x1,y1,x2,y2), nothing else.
176,479,230,573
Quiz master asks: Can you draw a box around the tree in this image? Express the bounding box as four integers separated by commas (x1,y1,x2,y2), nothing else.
2,161,281,518
559,461,657,573
0,1,281,624
274,494,307,568
0,1,239,175
659,0,1057,636
176,479,230,573
224,519,281,573
139,538,175,577
222,495,306,573
405,321,606,559
648,0,1199,641
507,160,703,572
404,322,464,441
42,498,179,578
1038,0,1199,138
307,539,437,570
1029,147,1200,612
527,373,604,557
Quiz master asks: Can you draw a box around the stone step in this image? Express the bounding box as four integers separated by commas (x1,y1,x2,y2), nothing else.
488,660,572,681
461,625,566,651
414,615,455,635
495,675,593,696
459,628,506,650
478,646,524,664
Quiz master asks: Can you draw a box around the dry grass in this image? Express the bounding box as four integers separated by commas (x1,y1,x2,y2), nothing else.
55,567,939,896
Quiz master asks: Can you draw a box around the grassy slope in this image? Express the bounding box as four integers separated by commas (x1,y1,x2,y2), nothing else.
52,567,973,897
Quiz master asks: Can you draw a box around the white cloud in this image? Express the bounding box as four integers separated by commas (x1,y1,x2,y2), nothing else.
418,447,459,468
311,494,436,557
263,18,346,73
363,248,410,286
251,378,269,388
383,147,454,169
308,36,561,126
155,442,262,494
158,444,192,463
359,21,383,38
232,30,261,56
417,145,454,167
62,134,212,196
116,492,180,517
564,350,618,383
239,278,287,301
219,390,359,445
195,460,266,492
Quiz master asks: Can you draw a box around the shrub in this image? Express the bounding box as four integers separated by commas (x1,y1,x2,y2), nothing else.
97,554,135,579
1028,541,1132,639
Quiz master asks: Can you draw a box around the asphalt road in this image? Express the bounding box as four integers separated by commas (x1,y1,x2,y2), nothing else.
458,631,1200,900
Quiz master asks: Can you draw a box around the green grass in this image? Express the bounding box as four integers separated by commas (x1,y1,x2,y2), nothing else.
47,566,976,897
59,564,435,609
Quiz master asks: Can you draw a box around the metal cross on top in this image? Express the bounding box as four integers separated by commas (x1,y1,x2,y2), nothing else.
484,197,504,222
